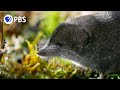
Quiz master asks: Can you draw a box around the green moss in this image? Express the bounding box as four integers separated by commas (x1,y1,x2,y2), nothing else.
0,40,91,79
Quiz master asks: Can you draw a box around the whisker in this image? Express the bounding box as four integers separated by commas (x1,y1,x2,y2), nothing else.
60,53,67,60
61,48,81,61
62,49,80,57
60,49,82,67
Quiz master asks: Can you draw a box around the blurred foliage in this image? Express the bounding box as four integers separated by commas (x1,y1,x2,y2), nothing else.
0,11,119,79
40,11,66,37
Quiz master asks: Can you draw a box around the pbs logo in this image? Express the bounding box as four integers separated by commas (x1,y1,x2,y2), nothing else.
4,14,26,24
4,14,13,24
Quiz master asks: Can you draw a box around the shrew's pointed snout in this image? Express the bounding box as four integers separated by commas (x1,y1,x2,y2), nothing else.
38,45,60,56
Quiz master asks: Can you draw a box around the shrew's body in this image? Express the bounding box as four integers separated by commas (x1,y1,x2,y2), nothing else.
38,11,120,78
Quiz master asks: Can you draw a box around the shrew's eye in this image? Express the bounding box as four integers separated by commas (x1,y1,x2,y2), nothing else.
56,42,64,47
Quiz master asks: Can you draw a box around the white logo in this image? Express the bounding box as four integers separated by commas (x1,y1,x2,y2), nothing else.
4,14,13,24
4,14,26,24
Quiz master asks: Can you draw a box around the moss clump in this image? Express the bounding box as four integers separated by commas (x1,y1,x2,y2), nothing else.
0,40,92,79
